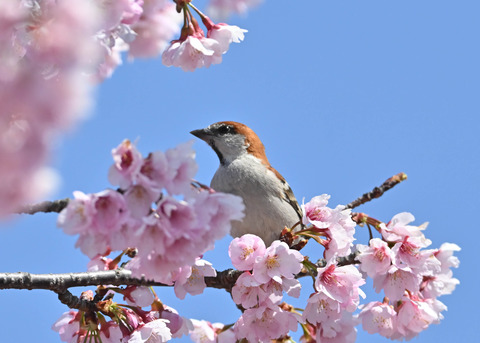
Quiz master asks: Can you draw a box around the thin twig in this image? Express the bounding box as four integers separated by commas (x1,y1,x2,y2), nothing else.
344,172,407,210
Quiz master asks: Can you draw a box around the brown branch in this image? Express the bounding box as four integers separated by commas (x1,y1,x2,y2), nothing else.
16,198,70,215
344,172,407,210
56,289,97,312
0,251,360,294
0,270,165,291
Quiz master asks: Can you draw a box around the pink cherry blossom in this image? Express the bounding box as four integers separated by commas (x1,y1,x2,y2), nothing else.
124,184,158,219
358,301,396,338
127,319,172,343
129,0,182,58
420,271,460,298
231,271,268,308
302,195,356,258
128,190,244,282
189,319,216,342
162,35,222,72
303,292,342,324
90,189,129,235
229,234,266,271
234,305,298,342
138,141,198,195
159,306,193,338
253,241,303,284
108,139,144,189
189,320,234,343
200,16,247,54
57,191,95,235
52,310,82,343
99,322,124,343
373,264,421,301
394,295,446,340
163,141,199,194
58,189,129,257
87,255,115,271
357,238,393,278
381,212,431,247
0,0,102,217
302,194,332,228
435,242,461,273
123,286,155,307
315,262,365,312
174,259,217,299
391,237,441,274
314,312,357,343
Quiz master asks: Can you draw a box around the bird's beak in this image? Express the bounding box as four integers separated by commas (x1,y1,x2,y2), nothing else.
190,128,210,142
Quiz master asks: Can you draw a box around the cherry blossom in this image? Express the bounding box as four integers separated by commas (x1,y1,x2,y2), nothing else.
234,305,298,342
127,318,172,343
253,240,303,284
129,0,182,58
51,310,82,343
228,234,266,271
159,306,193,338
394,295,446,340
373,264,421,301
138,141,198,195
435,242,461,273
231,271,269,308
123,286,155,307
99,322,124,343
357,238,393,278
303,292,342,324
380,212,431,247
162,35,222,71
391,237,440,274
302,195,356,258
174,259,217,299
58,189,129,257
108,139,144,189
358,301,397,338
315,262,366,312
0,0,102,217
314,312,357,343
189,320,234,343
87,255,115,271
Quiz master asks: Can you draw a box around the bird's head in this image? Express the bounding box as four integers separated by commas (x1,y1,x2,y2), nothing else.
190,121,269,165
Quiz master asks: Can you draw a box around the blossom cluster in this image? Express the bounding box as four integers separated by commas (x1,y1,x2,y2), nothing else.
52,290,192,343
0,0,102,216
57,140,244,284
0,0,247,218
228,234,303,341
162,2,247,71
357,213,461,340
52,140,460,343
302,194,357,259
301,261,365,342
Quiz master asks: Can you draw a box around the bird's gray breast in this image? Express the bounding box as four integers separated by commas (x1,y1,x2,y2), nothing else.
210,156,299,245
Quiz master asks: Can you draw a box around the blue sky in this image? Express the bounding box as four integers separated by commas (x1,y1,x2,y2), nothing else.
1,0,478,342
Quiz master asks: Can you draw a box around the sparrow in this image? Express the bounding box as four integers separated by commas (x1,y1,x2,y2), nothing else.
190,121,303,246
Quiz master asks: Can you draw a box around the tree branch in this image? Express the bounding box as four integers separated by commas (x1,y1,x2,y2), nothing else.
0,252,360,294
16,198,70,215
0,270,164,291
344,172,407,210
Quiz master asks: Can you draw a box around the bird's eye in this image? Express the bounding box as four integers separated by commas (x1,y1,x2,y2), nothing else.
217,125,232,135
